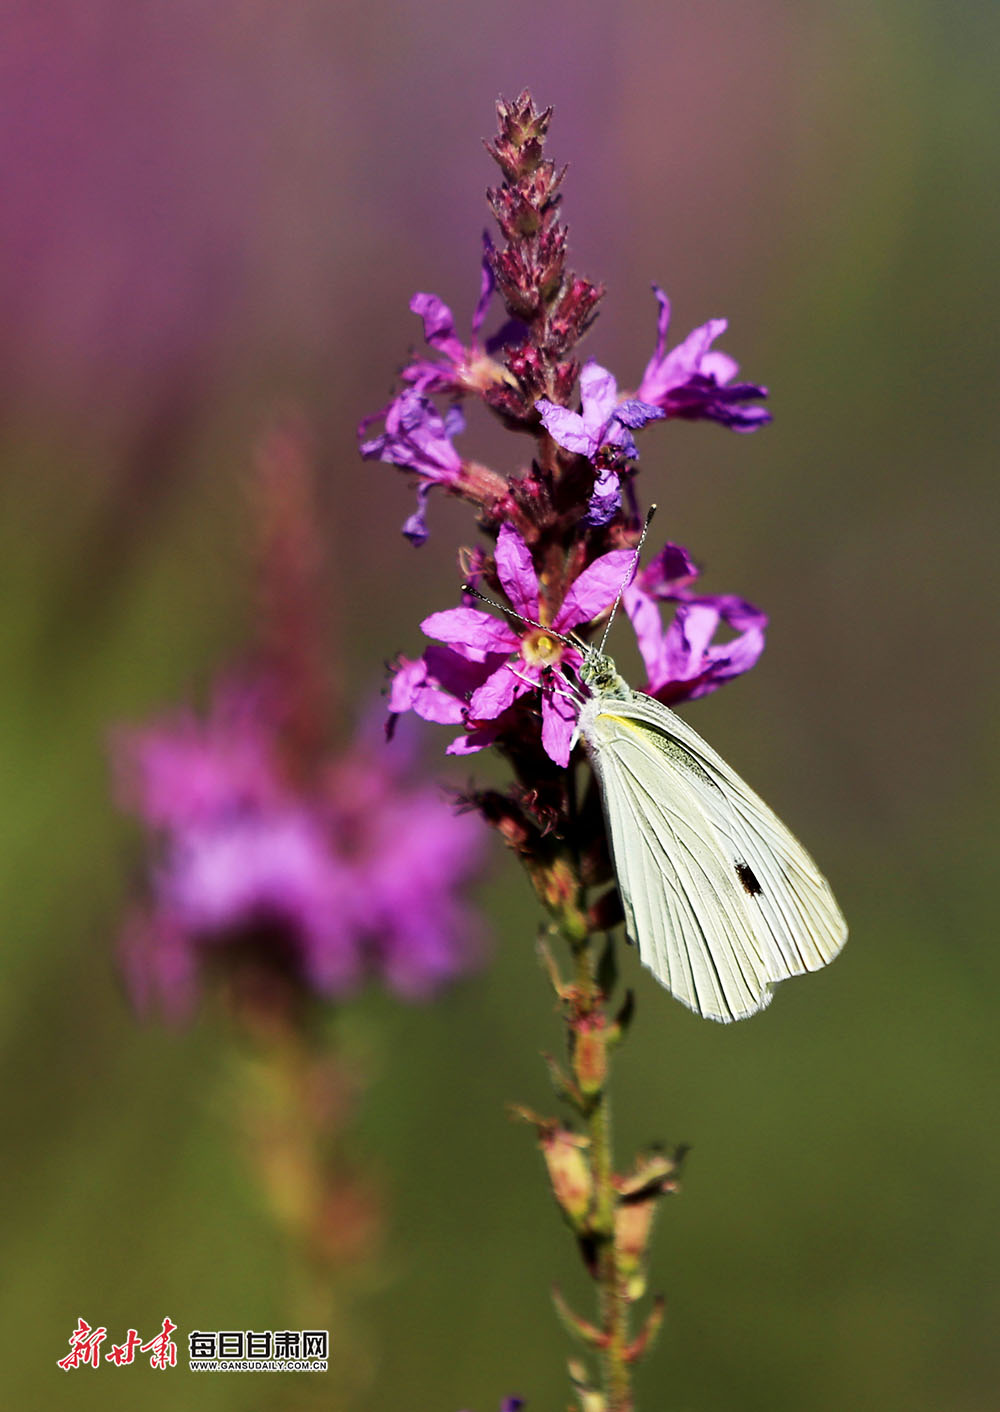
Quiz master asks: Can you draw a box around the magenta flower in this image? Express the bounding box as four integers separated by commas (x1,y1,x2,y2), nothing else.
636,285,770,432
403,236,519,397
359,390,465,544
623,542,767,704
536,362,663,460
115,679,485,1018
392,523,635,767
536,362,664,525
389,646,499,727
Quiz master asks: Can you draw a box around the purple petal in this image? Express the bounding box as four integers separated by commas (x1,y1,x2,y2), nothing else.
686,597,768,688
485,316,526,356
494,522,540,620
360,388,464,482
669,601,720,669
639,542,700,593
390,391,462,475
584,466,622,527
426,642,503,696
713,399,772,432
704,618,766,679
387,656,430,714
578,361,619,427
357,403,387,445
668,318,729,383
540,687,578,767
660,375,771,430
421,607,518,661
541,364,661,465
623,583,669,686
614,397,666,432
555,548,636,631
443,403,466,440
405,682,466,726
444,735,483,755
651,283,671,361
410,292,464,363
623,553,767,703
536,399,596,457
401,357,453,394
637,287,728,403
445,720,503,755
701,349,739,384
388,654,467,725
472,232,496,336
469,662,536,720
402,482,431,545
635,289,770,431
656,320,726,399
656,598,767,701
690,593,767,630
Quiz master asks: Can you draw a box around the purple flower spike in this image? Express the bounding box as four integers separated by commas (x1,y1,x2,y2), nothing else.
636,285,771,432
359,389,465,544
394,523,635,767
623,543,767,704
115,680,486,1017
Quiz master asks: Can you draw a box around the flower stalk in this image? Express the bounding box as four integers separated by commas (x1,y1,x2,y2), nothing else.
531,901,676,1412
363,90,770,1409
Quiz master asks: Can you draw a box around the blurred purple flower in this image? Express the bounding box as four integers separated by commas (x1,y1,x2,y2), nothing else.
636,286,771,431
115,678,485,1018
359,390,466,544
536,362,663,525
392,523,635,767
623,542,767,704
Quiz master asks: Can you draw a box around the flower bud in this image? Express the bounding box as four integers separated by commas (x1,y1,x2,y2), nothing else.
572,1015,610,1097
540,1125,593,1229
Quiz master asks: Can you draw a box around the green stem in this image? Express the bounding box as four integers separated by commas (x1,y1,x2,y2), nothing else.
591,1089,629,1408
570,929,631,1412
559,764,631,1409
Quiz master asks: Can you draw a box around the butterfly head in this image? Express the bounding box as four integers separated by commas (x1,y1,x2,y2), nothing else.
579,647,632,701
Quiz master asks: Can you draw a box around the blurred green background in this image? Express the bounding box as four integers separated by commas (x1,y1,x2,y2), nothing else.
3,2,998,1408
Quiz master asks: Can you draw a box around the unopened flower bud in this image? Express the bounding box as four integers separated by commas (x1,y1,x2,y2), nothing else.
572,1015,612,1097
538,1125,593,1229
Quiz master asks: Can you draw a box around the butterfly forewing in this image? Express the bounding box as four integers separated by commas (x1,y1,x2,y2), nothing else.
630,695,848,980
578,686,847,1022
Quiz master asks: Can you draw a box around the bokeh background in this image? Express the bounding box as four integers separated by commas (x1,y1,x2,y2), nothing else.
3,2,998,1408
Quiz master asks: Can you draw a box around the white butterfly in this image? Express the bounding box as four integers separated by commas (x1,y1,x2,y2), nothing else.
574,646,847,1022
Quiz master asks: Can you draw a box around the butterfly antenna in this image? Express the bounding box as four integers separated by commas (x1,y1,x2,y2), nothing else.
598,504,657,652
460,583,577,649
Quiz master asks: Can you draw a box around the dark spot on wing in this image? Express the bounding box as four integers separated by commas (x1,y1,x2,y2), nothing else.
736,861,762,896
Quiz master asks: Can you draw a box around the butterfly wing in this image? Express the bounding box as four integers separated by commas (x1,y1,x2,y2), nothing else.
578,692,847,1022
637,695,849,981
